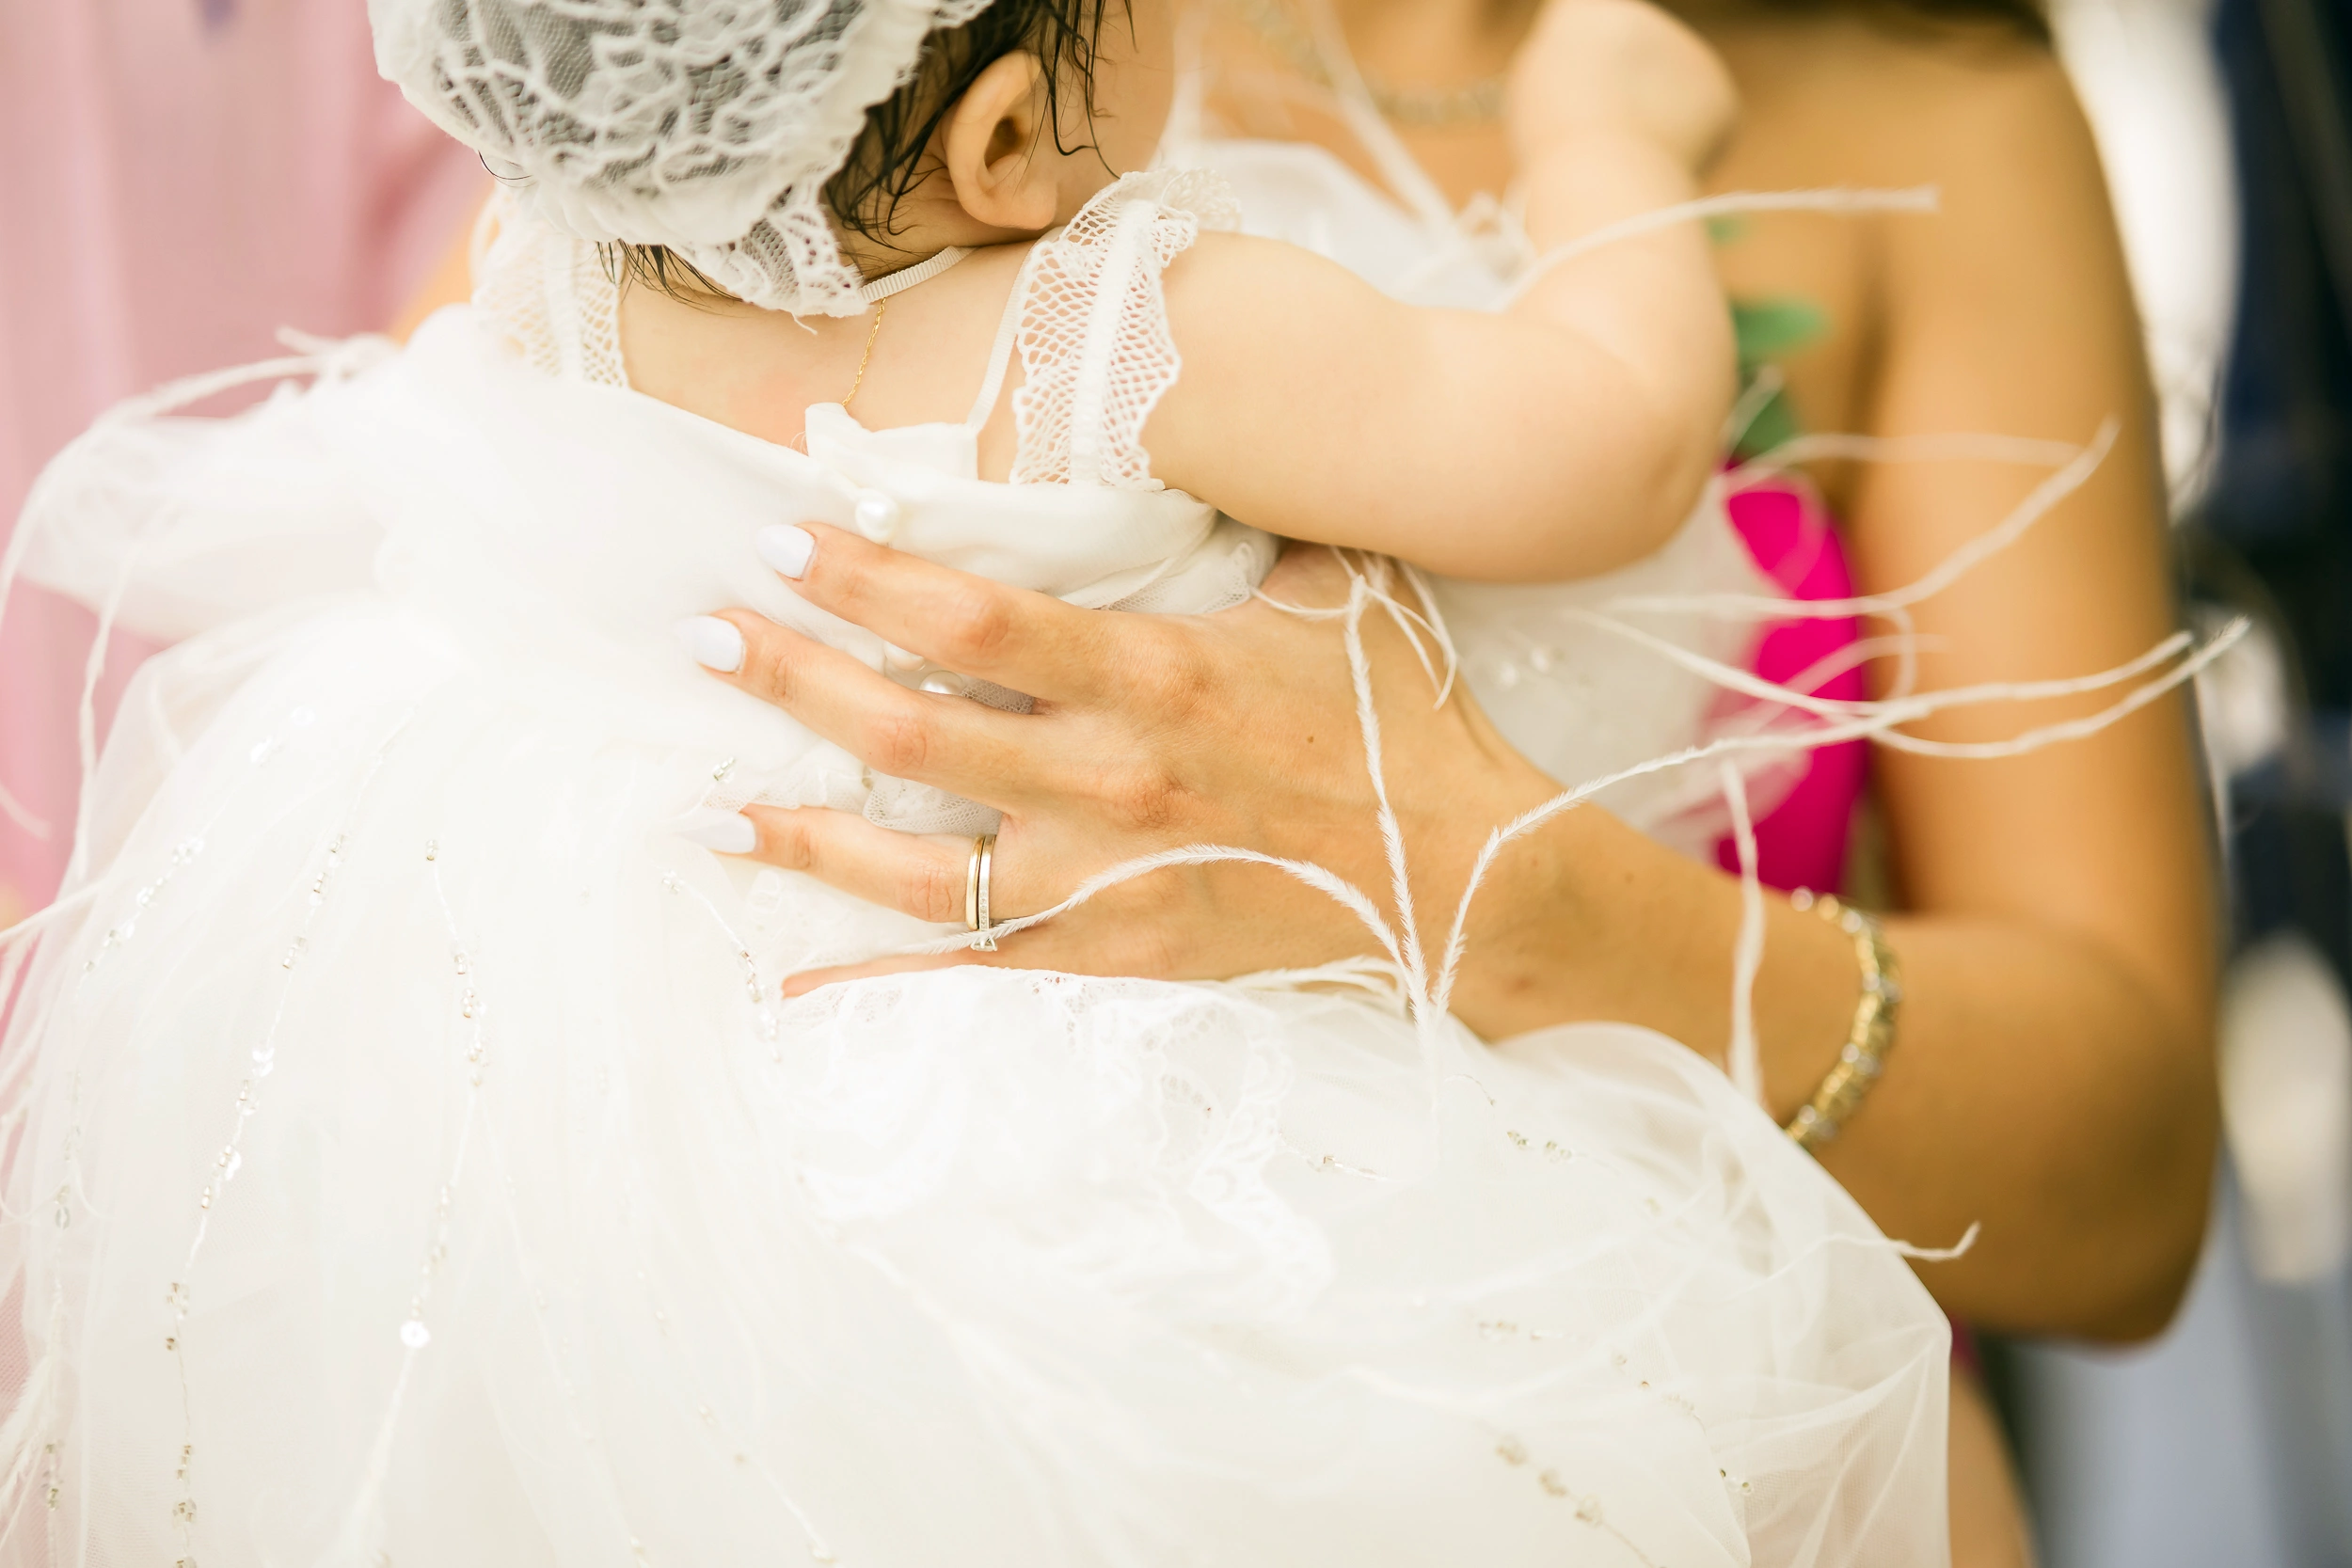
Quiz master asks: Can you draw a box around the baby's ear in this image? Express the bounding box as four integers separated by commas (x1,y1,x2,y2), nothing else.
942,52,1061,232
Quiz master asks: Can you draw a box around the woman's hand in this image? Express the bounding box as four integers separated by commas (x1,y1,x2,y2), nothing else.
691,525,1565,1000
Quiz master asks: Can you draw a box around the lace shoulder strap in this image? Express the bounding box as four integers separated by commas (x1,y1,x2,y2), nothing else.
1009,169,1238,488
472,191,631,389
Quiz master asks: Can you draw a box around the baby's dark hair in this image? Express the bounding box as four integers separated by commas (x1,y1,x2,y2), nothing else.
610,0,1120,298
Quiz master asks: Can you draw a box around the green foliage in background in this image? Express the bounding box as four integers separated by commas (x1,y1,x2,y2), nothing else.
1730,294,1828,461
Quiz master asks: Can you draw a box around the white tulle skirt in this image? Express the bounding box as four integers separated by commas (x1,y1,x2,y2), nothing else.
0,591,1949,1568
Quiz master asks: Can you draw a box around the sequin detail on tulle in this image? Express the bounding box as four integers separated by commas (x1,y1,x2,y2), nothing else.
162,725,405,1565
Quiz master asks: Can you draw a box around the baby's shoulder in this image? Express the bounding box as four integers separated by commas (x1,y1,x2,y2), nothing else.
1045,166,1371,336
1161,228,1354,302
1156,225,1398,396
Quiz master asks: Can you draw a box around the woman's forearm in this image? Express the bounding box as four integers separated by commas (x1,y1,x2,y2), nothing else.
1837,916,2214,1338
1446,803,2213,1340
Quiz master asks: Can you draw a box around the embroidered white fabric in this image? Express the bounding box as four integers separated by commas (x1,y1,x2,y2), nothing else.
370,0,989,317
1011,168,1239,487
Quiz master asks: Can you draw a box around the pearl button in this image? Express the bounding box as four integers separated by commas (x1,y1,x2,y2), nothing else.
852,490,901,544
917,672,968,697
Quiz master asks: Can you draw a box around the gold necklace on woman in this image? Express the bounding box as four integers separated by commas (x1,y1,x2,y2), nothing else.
1221,0,1507,127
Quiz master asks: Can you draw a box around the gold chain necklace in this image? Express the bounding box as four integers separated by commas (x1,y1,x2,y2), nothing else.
1222,0,1507,127
841,298,887,411
839,245,972,412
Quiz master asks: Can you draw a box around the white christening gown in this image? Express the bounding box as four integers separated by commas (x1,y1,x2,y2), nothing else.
0,168,1950,1568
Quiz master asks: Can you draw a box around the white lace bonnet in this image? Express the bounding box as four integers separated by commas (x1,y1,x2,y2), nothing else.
370,0,993,317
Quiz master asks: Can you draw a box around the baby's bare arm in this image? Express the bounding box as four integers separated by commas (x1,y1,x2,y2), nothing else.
1147,0,1737,581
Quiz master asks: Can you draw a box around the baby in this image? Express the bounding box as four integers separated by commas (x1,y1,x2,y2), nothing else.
612,0,1737,580
0,0,1950,1561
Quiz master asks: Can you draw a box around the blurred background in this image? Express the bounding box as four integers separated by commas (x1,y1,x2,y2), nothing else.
0,1,480,927
2007,0,2352,1564
1,0,2349,1561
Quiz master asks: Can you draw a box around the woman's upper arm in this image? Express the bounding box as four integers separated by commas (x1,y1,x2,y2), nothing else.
1850,45,2216,1035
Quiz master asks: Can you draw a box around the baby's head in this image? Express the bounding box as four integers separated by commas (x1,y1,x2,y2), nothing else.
827,0,1173,262
373,0,1172,313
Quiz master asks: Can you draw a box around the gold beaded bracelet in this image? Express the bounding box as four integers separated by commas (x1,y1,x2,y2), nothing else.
1783,890,1902,1153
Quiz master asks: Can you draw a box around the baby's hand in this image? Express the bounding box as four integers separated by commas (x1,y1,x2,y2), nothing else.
1506,0,1738,172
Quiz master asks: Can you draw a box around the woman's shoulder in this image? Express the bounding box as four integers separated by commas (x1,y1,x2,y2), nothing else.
1695,6,2130,481
1708,8,2115,299
1708,8,2086,176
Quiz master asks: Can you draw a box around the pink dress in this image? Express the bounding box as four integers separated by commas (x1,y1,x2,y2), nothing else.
1716,478,1870,895
0,0,480,915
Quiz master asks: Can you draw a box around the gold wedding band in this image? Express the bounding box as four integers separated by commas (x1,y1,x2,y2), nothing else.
964,833,998,950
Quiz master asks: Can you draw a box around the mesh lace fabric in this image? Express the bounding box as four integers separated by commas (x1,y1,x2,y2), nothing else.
372,0,992,317
479,170,1249,498
1013,170,1241,488
473,202,630,388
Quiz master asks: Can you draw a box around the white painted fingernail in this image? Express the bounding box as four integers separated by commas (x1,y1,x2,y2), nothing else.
755,524,815,579
678,813,758,854
674,616,745,673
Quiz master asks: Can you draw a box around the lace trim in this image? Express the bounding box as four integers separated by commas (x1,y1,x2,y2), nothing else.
475,166,1245,483
1011,169,1239,489
376,0,995,319
473,196,630,390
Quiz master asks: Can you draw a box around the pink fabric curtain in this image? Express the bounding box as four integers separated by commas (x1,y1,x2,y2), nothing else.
0,0,480,921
